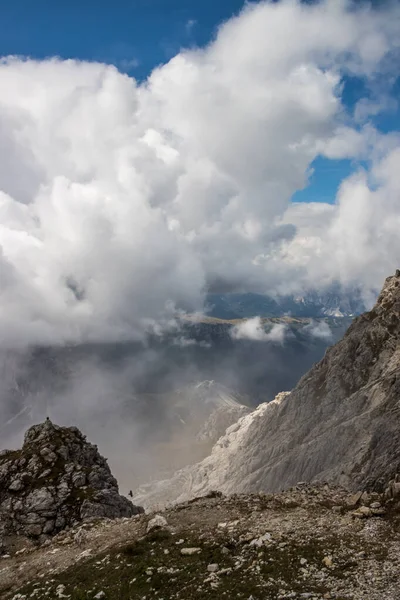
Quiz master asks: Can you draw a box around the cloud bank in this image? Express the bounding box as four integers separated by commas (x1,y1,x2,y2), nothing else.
231,318,287,343
0,0,399,346
303,320,333,341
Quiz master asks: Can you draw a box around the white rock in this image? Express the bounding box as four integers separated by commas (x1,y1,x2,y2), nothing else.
181,547,201,555
207,563,219,572
55,584,69,598
249,532,272,547
322,556,333,568
146,515,168,533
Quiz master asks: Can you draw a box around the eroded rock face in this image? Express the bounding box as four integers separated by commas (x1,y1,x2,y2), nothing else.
0,419,143,541
133,271,400,507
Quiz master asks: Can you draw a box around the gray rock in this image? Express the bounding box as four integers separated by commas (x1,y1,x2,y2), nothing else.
0,419,143,540
24,524,43,537
55,515,66,529
8,479,24,492
181,547,201,555
24,488,55,513
43,520,55,534
71,471,87,488
147,515,168,532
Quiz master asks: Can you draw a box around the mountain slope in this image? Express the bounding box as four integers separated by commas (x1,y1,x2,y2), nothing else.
134,271,400,507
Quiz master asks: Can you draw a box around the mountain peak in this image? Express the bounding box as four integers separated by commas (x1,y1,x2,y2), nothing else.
374,269,400,315
0,421,143,543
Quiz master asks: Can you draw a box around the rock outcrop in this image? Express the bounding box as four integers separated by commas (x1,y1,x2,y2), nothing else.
0,419,143,541
133,271,400,507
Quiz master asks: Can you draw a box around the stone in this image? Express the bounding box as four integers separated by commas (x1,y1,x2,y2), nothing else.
147,515,168,533
71,471,87,488
55,516,66,529
8,479,24,492
249,532,272,547
42,520,55,534
207,563,219,572
371,507,386,516
322,556,333,568
353,506,373,517
346,491,363,507
55,584,69,598
24,524,43,537
24,488,56,513
181,547,201,555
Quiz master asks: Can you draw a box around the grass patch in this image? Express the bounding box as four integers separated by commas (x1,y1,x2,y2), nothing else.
13,526,386,600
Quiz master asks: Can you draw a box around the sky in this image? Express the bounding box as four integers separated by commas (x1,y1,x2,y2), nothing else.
0,0,400,346
1,0,398,205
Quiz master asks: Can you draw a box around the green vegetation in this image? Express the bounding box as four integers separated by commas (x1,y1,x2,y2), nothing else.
15,527,385,600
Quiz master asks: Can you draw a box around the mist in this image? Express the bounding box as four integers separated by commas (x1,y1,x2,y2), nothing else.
0,317,349,493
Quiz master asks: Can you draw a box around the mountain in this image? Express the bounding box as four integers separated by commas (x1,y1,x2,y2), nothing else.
205,285,371,319
0,420,142,543
133,270,400,508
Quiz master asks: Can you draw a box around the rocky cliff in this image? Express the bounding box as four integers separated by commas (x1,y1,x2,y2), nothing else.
133,271,400,507
0,419,143,543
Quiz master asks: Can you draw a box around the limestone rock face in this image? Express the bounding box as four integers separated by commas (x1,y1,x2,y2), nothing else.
134,271,400,507
0,420,143,540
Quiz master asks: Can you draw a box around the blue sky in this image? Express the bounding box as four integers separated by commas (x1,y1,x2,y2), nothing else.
0,0,399,206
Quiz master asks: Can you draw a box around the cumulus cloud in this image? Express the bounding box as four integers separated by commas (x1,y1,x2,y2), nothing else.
0,0,399,346
231,318,287,343
280,143,400,297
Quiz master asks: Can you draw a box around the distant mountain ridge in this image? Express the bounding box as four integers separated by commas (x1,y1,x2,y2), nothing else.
205,286,372,320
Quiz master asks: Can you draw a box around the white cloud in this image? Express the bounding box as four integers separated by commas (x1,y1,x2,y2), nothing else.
185,19,197,34
0,0,399,346
118,57,140,72
280,143,400,295
231,318,287,343
303,320,333,340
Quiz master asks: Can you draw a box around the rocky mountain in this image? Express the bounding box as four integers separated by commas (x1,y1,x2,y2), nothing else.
205,285,371,319
133,270,400,508
0,419,143,544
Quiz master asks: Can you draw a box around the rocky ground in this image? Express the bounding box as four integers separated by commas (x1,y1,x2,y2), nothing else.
1,483,400,600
